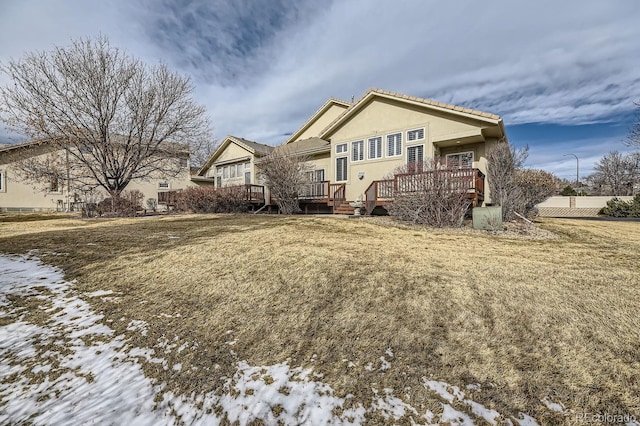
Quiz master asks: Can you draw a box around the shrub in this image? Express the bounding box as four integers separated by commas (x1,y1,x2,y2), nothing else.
385,159,471,227
175,186,248,213
599,194,640,217
561,185,577,196
514,168,559,218
97,189,144,217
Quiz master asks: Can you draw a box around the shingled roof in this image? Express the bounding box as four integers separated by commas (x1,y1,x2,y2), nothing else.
275,137,330,156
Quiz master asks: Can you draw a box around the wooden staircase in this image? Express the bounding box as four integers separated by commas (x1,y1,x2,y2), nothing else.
333,201,355,215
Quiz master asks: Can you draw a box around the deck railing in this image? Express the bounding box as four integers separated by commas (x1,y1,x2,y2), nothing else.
364,168,485,215
158,184,265,206
330,183,346,208
217,184,265,202
300,180,330,199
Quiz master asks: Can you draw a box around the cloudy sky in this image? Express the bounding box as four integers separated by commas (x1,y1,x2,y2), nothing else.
1,0,639,179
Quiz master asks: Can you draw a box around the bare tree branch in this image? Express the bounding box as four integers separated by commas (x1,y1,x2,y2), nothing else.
0,36,212,198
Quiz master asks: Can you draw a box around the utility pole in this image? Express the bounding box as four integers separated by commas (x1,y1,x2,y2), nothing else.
563,153,579,188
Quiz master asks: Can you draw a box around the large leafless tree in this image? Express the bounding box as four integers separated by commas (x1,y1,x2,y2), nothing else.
0,36,212,199
586,150,640,196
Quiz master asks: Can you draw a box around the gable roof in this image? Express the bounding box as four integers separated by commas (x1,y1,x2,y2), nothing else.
275,137,330,156
197,135,273,176
319,88,504,139
0,139,49,154
285,98,352,144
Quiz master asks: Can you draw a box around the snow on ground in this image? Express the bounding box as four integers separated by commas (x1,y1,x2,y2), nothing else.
0,254,598,425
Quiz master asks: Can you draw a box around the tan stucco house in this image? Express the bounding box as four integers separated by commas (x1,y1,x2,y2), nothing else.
197,88,508,214
0,140,195,212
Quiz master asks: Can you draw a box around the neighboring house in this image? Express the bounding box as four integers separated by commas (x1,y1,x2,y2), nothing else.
0,140,195,213
197,88,508,214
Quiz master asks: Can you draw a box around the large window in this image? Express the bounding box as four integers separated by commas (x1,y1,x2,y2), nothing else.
336,157,347,181
387,133,402,157
352,140,364,162
368,137,382,159
407,145,424,173
446,152,474,169
407,128,425,141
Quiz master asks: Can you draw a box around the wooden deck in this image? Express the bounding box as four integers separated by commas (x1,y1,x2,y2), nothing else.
364,168,485,215
299,181,346,207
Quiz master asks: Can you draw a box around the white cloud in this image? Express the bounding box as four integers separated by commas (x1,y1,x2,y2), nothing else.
1,0,639,177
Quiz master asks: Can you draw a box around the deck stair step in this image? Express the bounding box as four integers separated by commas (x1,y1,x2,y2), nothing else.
333,201,355,215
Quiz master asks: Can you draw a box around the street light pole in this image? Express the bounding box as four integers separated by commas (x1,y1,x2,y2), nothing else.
563,153,579,188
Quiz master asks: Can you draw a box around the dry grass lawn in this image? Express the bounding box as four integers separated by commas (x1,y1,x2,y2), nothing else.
1,213,639,423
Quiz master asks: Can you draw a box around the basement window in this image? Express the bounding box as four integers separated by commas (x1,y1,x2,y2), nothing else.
158,182,170,190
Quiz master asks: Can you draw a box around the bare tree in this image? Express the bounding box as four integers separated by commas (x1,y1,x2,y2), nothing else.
514,168,559,216
485,141,528,220
258,147,311,214
190,137,219,169
586,150,639,196
0,36,212,200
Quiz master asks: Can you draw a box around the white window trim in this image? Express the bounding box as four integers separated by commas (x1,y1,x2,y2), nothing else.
407,127,426,142
336,143,348,154
407,144,425,165
386,133,402,157
368,136,383,159
0,170,5,192
47,178,63,195
446,151,474,169
158,181,171,190
335,156,348,182
351,140,364,162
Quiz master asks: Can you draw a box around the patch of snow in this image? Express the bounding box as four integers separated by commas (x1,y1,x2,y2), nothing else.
172,363,182,372
385,348,394,358
364,362,373,372
126,320,149,336
466,383,481,391
424,379,503,425
371,388,417,420
441,403,475,425
379,356,391,371
85,290,115,297
515,412,540,426
541,396,567,413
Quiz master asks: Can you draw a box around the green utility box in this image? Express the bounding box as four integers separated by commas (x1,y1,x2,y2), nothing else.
472,206,503,230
